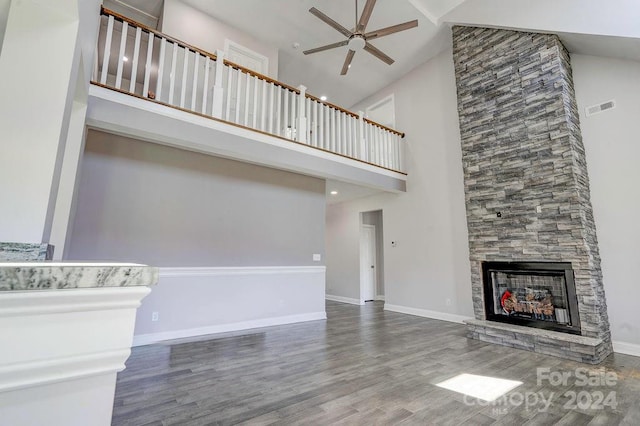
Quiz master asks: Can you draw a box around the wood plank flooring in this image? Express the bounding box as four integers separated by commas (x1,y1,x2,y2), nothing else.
112,301,640,425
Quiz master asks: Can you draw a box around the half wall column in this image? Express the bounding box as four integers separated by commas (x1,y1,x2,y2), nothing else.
0,0,101,260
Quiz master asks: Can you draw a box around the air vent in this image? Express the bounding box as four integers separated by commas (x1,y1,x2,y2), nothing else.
585,100,616,117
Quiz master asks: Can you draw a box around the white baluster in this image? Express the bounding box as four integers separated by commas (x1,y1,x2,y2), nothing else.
260,80,267,131
201,56,210,114
225,65,233,120
312,100,318,147
155,39,167,100
252,77,259,129
99,15,114,85
292,91,298,138
330,108,336,152
168,42,178,105
191,53,199,111
346,114,352,157
358,111,365,161
297,85,307,143
383,130,389,168
306,98,311,143
179,48,189,108
244,72,251,125
212,50,225,118
142,32,154,98
234,69,242,123
276,88,282,136
115,21,128,89
268,83,274,134
129,27,141,93
93,35,99,81
319,104,325,149
283,89,289,138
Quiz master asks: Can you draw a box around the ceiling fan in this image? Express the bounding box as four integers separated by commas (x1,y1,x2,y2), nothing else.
303,0,418,75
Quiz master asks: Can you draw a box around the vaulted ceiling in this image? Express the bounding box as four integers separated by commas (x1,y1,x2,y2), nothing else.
177,0,640,107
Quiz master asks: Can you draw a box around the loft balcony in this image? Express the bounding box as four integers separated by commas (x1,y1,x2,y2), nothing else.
88,7,407,192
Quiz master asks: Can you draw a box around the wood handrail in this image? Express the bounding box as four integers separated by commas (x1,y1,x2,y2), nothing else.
101,7,219,64
100,6,405,138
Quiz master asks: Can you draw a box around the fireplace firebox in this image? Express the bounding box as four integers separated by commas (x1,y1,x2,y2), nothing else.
482,262,581,335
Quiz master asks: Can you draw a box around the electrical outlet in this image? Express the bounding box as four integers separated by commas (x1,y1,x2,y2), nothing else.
313,253,321,261
151,311,159,322
446,298,452,306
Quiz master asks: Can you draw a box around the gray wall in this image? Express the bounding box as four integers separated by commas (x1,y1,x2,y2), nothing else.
572,54,640,347
66,130,326,266
326,49,473,316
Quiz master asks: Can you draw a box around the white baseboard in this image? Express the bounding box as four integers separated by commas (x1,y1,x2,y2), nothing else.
384,303,472,324
375,295,386,301
613,340,640,357
325,294,363,305
133,311,326,347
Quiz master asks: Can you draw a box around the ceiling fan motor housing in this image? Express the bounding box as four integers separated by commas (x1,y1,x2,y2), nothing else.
348,34,366,51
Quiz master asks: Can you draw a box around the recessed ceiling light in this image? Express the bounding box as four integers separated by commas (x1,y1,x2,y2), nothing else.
330,190,338,195
320,95,327,101
123,56,128,62
348,64,351,68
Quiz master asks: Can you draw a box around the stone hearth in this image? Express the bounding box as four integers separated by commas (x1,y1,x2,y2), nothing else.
452,26,612,363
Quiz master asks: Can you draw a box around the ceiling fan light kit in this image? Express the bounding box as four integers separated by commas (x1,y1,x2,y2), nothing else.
348,35,366,51
303,0,418,75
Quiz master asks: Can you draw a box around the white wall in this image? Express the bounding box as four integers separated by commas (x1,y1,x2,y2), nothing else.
161,0,278,78
326,49,473,319
572,54,640,348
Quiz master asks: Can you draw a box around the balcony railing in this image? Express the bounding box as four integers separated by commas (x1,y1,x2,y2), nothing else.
93,7,406,173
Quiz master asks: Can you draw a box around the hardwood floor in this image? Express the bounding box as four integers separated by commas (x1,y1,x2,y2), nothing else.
112,301,640,425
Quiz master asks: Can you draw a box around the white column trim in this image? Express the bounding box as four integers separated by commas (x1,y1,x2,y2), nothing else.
0,349,131,393
0,287,151,317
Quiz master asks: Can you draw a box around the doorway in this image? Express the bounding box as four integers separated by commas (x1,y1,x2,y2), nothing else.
360,210,384,304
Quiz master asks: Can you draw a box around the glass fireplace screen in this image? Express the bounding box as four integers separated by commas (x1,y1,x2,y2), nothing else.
482,261,581,334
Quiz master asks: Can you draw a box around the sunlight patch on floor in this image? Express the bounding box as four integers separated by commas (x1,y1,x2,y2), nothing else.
435,373,522,402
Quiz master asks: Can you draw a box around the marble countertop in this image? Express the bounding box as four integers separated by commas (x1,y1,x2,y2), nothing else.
0,262,159,291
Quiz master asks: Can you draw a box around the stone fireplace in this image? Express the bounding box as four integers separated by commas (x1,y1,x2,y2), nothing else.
452,26,612,363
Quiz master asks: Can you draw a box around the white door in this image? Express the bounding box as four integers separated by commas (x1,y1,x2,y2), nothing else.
360,225,377,302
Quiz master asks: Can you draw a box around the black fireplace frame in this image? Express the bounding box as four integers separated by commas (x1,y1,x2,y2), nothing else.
482,261,581,335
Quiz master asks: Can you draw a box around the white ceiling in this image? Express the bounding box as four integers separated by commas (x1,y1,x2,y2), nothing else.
100,0,640,110
182,0,452,107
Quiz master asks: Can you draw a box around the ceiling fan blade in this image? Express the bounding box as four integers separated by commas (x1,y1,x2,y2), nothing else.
364,20,418,41
357,0,377,32
309,7,353,38
303,40,349,55
341,50,356,75
364,42,394,65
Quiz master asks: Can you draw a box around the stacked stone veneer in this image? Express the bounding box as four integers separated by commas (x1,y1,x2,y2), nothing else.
0,242,53,261
452,26,612,363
